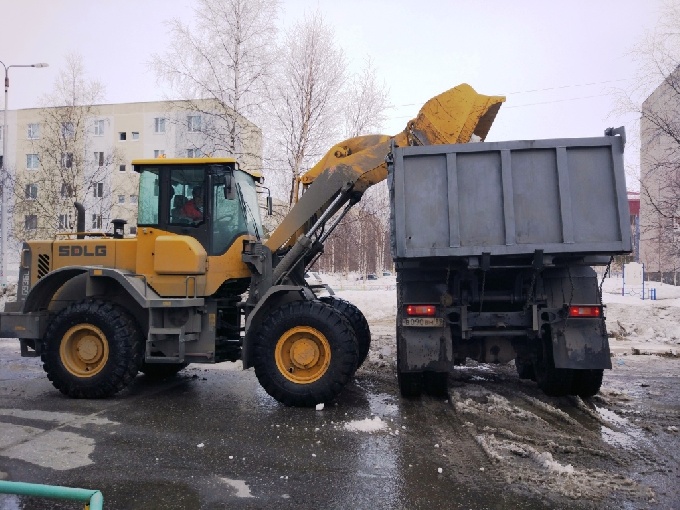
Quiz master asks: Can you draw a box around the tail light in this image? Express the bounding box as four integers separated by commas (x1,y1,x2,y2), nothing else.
405,304,437,317
568,305,602,318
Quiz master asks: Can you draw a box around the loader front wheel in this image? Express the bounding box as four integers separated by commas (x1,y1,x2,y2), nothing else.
42,299,142,398
253,301,358,407
320,296,371,368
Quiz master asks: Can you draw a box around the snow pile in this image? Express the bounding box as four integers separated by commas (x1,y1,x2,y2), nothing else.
344,416,388,433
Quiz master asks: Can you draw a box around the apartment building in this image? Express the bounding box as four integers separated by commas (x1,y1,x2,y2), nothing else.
0,100,261,256
639,65,680,282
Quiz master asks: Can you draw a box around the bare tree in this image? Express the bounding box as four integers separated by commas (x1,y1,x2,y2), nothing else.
11,53,122,242
150,0,279,169
314,58,391,275
342,58,389,139
268,10,346,204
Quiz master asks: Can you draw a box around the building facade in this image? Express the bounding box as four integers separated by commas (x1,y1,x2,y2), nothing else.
0,100,261,266
639,66,680,282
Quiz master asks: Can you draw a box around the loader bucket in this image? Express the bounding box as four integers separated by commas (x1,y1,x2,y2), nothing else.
407,83,506,146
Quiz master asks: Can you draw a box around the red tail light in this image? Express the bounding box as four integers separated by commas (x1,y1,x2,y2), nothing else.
568,306,602,318
405,305,437,317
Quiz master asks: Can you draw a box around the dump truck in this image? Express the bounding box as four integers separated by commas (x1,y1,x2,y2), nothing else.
389,127,631,397
0,84,505,406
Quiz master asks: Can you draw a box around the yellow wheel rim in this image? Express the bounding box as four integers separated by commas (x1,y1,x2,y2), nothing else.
275,326,331,384
59,324,110,378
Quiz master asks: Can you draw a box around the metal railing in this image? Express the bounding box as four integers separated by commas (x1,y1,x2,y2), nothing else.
0,480,103,509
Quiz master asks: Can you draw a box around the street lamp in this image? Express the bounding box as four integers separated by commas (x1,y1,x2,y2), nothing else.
0,60,49,286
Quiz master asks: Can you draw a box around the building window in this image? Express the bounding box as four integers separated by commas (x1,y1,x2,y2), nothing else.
58,213,73,230
25,215,37,230
153,149,165,158
91,214,102,229
94,119,105,136
187,115,201,132
187,148,202,158
130,194,138,204
119,132,127,141
119,164,126,172
27,154,40,169
27,123,40,140
60,182,73,198
129,226,137,235
118,195,125,204
25,183,38,200
61,152,73,169
132,131,140,141
154,117,166,133
94,151,104,166
61,122,75,139
93,182,104,198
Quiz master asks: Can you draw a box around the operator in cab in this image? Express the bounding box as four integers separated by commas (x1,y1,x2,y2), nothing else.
181,185,204,221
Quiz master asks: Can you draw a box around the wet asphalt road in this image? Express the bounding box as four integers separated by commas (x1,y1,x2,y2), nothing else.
0,340,678,509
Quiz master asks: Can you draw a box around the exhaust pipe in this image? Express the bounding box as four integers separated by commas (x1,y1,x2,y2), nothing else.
74,202,85,239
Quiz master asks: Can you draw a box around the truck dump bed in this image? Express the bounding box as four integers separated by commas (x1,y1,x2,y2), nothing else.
389,131,631,259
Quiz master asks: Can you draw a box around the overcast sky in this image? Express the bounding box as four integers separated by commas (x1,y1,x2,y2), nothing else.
0,0,664,175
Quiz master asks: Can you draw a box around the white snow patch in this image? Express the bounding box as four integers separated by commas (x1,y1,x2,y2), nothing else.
344,416,388,433
220,478,253,498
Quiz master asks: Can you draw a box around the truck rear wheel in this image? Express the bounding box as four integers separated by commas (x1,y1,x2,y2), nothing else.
571,369,603,398
253,301,358,407
41,299,142,398
533,336,573,397
515,356,536,381
320,296,371,368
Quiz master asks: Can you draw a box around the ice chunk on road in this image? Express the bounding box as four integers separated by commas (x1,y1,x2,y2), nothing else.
344,416,388,433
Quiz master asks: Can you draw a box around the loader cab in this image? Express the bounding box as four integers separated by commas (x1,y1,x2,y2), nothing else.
133,157,263,255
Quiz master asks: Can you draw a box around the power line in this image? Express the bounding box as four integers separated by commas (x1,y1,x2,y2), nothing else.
385,78,631,110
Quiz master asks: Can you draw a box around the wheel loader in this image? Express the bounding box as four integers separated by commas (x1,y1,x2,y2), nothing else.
0,84,506,406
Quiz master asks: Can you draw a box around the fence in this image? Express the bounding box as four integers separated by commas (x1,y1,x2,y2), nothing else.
0,481,103,509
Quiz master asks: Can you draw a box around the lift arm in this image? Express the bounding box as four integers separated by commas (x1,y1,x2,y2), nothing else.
263,83,505,281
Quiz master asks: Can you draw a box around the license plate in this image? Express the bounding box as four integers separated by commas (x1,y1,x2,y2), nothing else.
402,317,445,327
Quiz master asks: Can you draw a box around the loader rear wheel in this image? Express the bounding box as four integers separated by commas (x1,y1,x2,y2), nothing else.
320,296,371,368
253,301,358,407
424,371,449,397
41,299,142,398
571,369,604,398
140,363,188,380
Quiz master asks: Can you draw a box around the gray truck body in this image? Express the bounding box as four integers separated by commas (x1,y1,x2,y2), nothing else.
391,132,630,259
388,129,631,398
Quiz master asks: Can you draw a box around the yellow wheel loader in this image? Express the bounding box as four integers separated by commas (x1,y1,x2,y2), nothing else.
0,84,504,406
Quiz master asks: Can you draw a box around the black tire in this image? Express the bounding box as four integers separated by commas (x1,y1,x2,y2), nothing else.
140,363,188,380
571,369,604,398
424,371,448,397
398,369,423,398
320,296,371,368
533,337,573,397
41,299,142,398
252,300,359,407
515,357,536,381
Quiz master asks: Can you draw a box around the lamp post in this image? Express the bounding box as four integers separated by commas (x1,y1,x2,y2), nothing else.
0,61,48,286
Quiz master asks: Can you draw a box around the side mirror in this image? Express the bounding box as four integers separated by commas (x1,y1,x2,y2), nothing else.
224,173,236,200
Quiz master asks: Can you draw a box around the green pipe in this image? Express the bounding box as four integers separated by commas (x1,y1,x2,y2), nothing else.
0,480,103,509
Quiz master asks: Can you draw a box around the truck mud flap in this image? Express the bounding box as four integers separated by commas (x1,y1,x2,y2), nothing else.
398,326,452,371
550,319,612,370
